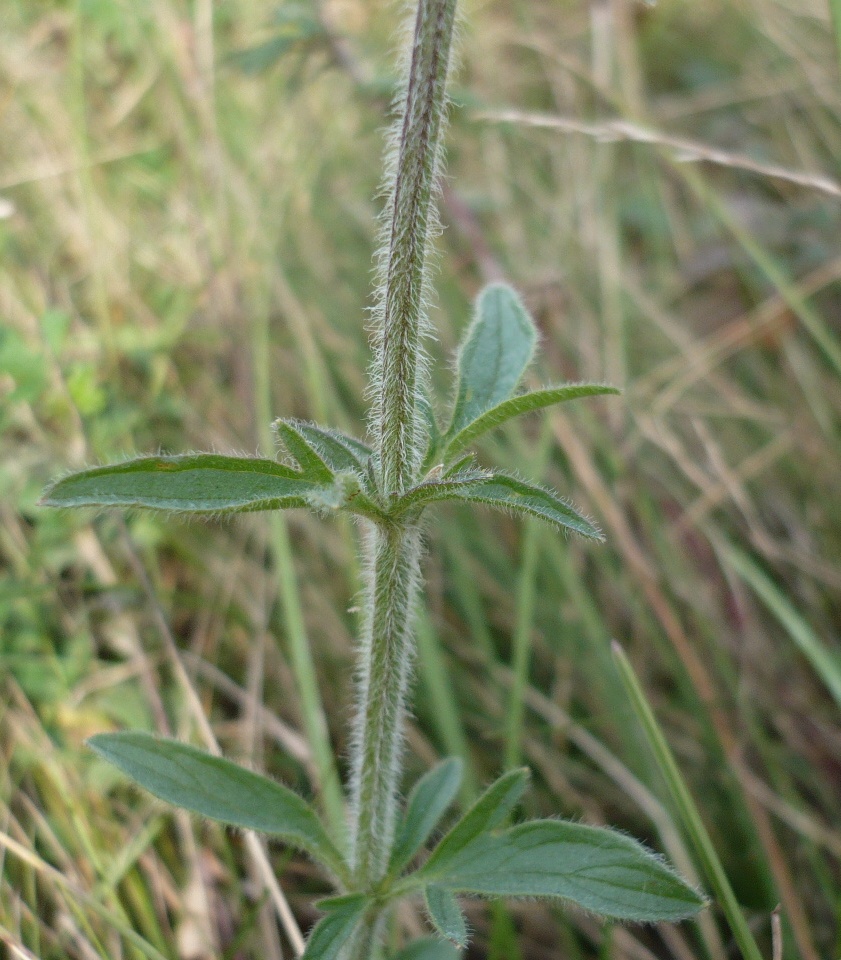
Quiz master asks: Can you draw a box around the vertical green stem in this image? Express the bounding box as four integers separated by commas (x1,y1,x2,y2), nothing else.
375,0,458,494
349,522,423,882
345,2,458,952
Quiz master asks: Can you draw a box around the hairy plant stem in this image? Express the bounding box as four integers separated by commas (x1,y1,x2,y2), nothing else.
376,0,458,495
345,0,458,951
349,522,423,884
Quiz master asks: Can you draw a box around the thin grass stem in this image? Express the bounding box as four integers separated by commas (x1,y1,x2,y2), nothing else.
611,641,765,960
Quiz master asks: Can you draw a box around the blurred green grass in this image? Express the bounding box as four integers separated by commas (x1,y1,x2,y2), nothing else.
2,0,841,957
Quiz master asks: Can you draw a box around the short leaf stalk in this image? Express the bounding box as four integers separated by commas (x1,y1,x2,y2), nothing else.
349,0,458,907
43,0,708,953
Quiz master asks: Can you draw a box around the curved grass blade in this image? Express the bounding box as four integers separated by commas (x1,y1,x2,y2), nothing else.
424,885,468,948
303,894,368,960
88,733,348,879
445,384,620,461
390,758,464,876
40,454,319,514
424,819,705,922
724,545,841,710
612,642,763,956
448,284,536,436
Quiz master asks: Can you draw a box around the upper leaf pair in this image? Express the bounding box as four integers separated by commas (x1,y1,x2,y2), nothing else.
41,283,617,544
381,283,618,539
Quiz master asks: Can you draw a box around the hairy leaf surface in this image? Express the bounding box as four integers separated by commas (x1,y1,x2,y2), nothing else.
397,472,602,539
393,470,492,515
449,284,536,435
390,758,463,875
275,420,335,481
421,768,529,876
41,455,319,513
424,819,705,922
424,886,468,947
390,938,462,960
445,384,620,460
279,421,371,475
302,895,368,960
88,733,346,876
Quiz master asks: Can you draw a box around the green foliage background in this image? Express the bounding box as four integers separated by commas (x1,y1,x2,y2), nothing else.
2,0,840,957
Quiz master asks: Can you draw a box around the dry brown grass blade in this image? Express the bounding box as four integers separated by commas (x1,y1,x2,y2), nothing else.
478,109,841,198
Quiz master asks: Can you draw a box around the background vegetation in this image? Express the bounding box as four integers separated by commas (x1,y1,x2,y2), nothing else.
2,0,840,957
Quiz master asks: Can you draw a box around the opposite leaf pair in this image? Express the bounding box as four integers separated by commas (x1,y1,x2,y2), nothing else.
41,284,616,543
88,733,704,960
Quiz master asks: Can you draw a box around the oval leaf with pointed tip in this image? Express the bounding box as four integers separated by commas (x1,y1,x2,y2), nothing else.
445,384,620,461
425,819,705,923
303,894,368,960
424,886,468,948
448,284,536,436
41,455,319,514
390,758,464,875
88,733,347,878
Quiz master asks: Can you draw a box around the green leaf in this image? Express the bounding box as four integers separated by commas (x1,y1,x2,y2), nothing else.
390,758,464,875
269,422,384,518
419,390,444,472
275,420,335,482
421,768,529,876
424,819,705,922
40,455,320,514
303,894,368,960
424,885,468,948
391,938,462,960
442,455,477,477
449,284,537,436
392,469,493,516
277,421,371,476
398,472,603,540
445,384,620,461
87,733,347,878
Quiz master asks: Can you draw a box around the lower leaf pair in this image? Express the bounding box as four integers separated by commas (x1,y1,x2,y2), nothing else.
88,733,704,960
